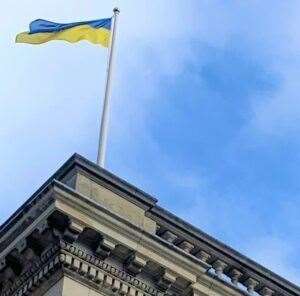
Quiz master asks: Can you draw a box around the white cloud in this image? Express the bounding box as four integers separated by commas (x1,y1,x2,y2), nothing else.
250,64,300,136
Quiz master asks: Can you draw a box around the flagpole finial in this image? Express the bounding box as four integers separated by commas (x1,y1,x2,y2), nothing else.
113,7,120,15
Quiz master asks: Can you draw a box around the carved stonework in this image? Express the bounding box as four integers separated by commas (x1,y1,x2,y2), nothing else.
1,240,167,296
156,270,177,291
161,231,177,244
212,260,227,277
125,253,147,275
228,268,243,285
260,287,275,296
177,241,194,253
63,220,84,243
244,277,260,293
96,237,116,260
194,250,211,263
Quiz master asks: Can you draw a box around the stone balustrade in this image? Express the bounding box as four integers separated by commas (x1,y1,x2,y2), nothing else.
155,224,293,296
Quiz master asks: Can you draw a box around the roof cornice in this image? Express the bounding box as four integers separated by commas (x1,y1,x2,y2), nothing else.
0,153,157,236
0,153,299,296
149,206,300,295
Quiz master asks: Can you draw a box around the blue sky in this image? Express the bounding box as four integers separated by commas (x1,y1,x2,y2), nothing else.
1,0,300,285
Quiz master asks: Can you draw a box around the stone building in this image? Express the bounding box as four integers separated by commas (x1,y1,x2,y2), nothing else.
0,154,299,296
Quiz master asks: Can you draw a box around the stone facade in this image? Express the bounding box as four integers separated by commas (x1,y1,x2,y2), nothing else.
0,154,299,296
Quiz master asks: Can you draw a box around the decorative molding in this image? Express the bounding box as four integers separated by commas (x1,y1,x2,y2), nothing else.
155,223,296,296
96,237,116,260
177,241,194,254
1,241,167,296
212,260,228,277
1,243,60,296
244,277,260,294
195,250,211,263
125,253,147,275
0,194,54,256
161,231,177,244
260,287,275,296
61,241,163,296
228,269,243,285
156,270,177,291
63,220,84,243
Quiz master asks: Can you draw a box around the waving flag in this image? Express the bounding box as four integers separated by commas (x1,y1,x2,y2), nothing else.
16,18,112,47
15,8,120,168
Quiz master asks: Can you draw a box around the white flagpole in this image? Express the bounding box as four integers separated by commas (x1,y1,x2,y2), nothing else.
97,7,120,167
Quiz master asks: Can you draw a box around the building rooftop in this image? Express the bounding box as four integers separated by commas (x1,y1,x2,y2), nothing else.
0,153,299,296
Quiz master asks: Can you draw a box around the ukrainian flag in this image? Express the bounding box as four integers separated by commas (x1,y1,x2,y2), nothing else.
16,18,112,47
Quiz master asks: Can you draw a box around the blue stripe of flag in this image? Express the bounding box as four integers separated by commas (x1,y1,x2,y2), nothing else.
29,18,112,34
